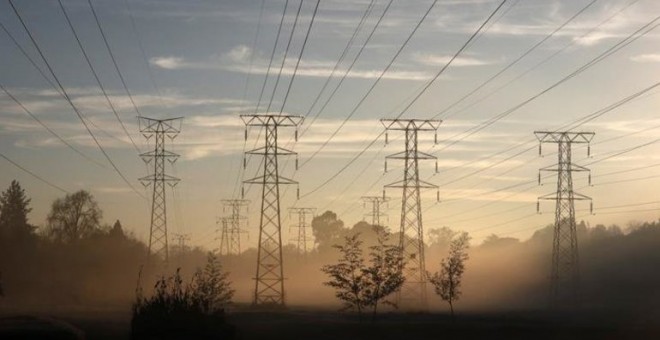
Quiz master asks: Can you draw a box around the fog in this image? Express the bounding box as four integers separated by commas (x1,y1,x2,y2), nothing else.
2,186,660,323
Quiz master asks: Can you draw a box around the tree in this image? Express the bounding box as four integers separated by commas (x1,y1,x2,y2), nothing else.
0,180,34,242
362,228,404,320
429,231,470,317
190,252,234,312
109,220,125,239
46,190,102,243
312,211,345,250
321,234,369,317
322,231,406,321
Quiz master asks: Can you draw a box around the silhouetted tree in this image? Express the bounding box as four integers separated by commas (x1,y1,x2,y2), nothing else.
362,228,404,320
109,219,125,239
312,211,345,251
0,180,34,242
429,232,470,317
46,190,102,243
427,226,455,248
481,234,519,248
190,252,235,312
321,234,369,317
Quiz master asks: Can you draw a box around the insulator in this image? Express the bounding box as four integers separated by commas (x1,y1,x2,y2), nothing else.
538,172,541,185
435,161,439,174
384,160,388,173
538,143,542,156
244,128,248,141
536,201,540,213
297,187,300,200
385,132,389,145
436,190,440,203
243,157,247,169
295,157,299,170
382,189,386,200
587,144,591,157
241,186,245,199
588,173,592,186
295,129,299,142
590,202,594,214
434,132,438,144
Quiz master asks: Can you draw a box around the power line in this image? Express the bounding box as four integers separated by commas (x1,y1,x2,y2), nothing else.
0,153,69,193
299,0,391,137
300,0,509,198
0,83,105,168
232,0,266,198
86,0,143,117
265,0,304,114
441,0,642,121
434,0,598,120
301,0,439,167
8,0,145,199
57,0,140,153
278,0,320,115
432,13,660,154
123,0,166,107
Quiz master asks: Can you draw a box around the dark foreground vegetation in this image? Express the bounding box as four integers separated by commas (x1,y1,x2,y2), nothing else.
1,180,660,338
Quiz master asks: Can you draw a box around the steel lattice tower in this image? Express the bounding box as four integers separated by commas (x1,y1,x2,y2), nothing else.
241,114,302,306
289,207,315,254
139,117,182,264
536,131,594,306
382,119,440,310
219,199,249,255
361,195,390,227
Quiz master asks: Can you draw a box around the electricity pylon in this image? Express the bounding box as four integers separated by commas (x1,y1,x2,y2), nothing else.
139,116,182,264
536,131,594,306
289,207,315,254
361,195,390,227
219,199,249,255
241,114,303,306
173,233,190,250
382,118,440,311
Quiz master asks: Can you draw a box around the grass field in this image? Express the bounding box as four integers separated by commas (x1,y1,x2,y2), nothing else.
2,305,660,339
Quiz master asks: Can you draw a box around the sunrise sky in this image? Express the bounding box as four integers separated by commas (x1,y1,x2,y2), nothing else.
1,0,659,249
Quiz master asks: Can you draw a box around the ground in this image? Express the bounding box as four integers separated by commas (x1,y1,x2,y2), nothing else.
1,305,659,339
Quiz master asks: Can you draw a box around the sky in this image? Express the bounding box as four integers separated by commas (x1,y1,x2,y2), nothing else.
0,0,659,249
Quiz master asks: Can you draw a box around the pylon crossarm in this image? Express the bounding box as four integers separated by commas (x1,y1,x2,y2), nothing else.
538,192,560,201
385,179,438,189
247,147,297,156
138,116,183,133
240,114,303,127
569,164,590,172
387,151,436,160
572,192,592,201
244,175,298,185
534,131,595,143
380,119,441,131
140,150,180,159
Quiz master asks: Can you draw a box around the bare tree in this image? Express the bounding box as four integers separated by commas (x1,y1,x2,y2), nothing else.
46,190,102,243
362,228,405,320
429,232,470,317
321,234,369,317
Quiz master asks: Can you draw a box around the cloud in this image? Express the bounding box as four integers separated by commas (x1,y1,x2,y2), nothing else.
149,43,443,81
150,56,187,70
630,54,660,63
413,53,493,67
